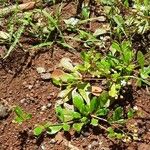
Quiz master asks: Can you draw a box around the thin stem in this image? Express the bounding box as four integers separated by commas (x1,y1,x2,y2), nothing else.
98,124,108,131
91,115,109,123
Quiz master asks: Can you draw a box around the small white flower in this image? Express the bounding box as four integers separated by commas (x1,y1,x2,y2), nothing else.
121,80,126,86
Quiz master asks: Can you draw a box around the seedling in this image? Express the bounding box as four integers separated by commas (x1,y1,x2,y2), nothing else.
13,106,32,124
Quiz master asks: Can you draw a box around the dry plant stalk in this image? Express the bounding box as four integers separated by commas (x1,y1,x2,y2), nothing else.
0,2,35,17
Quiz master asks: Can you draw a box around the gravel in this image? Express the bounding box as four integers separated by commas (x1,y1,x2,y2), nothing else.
0,104,9,119
40,73,51,80
36,67,46,74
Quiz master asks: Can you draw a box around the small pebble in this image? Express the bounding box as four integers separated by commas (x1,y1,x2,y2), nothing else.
41,144,45,150
88,144,92,150
20,98,26,104
91,141,99,147
82,131,90,137
47,92,55,100
97,16,106,22
103,36,110,41
41,73,51,80
36,67,46,74
47,95,52,100
0,104,9,119
47,103,52,108
28,85,33,90
41,105,47,111
50,139,56,144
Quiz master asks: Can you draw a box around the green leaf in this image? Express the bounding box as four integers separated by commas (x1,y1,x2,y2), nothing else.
60,73,75,83
96,108,109,116
47,125,62,134
91,118,98,126
63,123,70,131
127,108,135,119
73,123,84,132
140,66,150,79
57,41,75,51
107,127,124,139
107,127,116,138
4,25,25,59
34,125,44,136
81,117,88,123
57,88,73,102
26,114,32,120
80,51,90,62
137,51,145,69
116,133,124,139
78,88,90,105
52,78,61,85
111,41,121,53
121,41,133,64
81,6,90,19
72,90,85,114
78,83,91,105
112,107,123,121
14,116,24,124
13,106,32,124
56,106,81,122
98,92,110,108
72,111,81,119
113,15,126,35
109,84,120,98
90,97,99,113
14,106,24,118
56,106,64,122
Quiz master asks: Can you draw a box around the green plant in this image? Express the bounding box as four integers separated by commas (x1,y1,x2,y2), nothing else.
137,51,150,86
13,106,32,124
7,0,149,142
1,6,65,58
81,3,90,19
32,39,149,140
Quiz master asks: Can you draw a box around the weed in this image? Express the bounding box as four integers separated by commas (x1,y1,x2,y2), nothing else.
9,0,149,142
33,39,149,139
13,106,32,124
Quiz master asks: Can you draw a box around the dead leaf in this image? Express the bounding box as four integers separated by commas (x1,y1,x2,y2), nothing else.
55,132,63,144
51,69,65,80
59,57,74,71
91,86,102,96
0,31,10,40
64,140,80,150
69,129,75,136
19,2,35,10
0,2,35,17
64,103,74,111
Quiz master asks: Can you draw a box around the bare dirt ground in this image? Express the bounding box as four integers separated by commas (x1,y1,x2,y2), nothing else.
0,1,150,150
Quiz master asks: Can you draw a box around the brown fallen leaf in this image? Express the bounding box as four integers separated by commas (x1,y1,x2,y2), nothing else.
19,2,35,10
55,132,63,144
0,2,35,17
23,0,42,7
64,140,80,150
51,69,65,80
91,86,102,96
